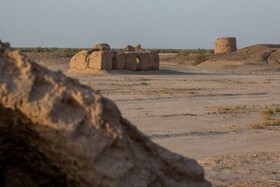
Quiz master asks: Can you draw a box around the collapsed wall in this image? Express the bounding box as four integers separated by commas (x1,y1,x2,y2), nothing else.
70,43,160,71
214,37,237,54
0,40,210,186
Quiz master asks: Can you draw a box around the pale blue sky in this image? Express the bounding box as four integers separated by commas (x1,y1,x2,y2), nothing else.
1,0,280,49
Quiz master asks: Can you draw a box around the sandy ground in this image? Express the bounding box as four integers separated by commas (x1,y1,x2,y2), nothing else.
27,52,280,186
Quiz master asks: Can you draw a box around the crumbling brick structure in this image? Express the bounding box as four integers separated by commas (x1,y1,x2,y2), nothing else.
214,37,237,54
70,43,159,71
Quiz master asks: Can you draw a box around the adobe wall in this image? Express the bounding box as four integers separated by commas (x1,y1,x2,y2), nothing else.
135,44,141,51
113,52,159,71
215,37,237,54
70,44,159,71
88,51,113,70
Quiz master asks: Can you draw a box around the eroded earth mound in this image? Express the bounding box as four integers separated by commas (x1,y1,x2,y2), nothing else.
211,44,280,64
0,40,210,186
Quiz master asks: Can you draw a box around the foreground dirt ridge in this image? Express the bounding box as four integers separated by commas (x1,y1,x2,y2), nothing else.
0,42,210,186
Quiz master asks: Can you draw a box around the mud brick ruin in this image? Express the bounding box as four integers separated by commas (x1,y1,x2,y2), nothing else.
214,37,237,54
70,43,159,71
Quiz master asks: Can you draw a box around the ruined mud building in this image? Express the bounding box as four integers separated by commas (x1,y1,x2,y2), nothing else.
70,44,159,71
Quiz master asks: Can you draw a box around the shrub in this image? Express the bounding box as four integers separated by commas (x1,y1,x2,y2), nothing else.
271,119,280,126
250,123,263,129
274,107,280,113
268,127,277,131
54,48,83,57
176,50,189,56
34,47,45,52
231,113,237,118
187,90,196,94
259,109,274,117
192,48,208,65
234,105,246,110
263,115,271,121
139,82,148,85
192,55,208,65
18,48,33,52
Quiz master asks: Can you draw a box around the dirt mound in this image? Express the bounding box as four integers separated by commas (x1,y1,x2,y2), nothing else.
0,41,210,186
22,52,70,72
210,44,280,64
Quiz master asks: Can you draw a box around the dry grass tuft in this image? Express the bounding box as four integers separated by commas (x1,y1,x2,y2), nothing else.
139,82,148,86
259,108,274,116
253,106,280,131
274,107,280,113
250,123,263,129
269,127,277,131
234,105,246,110
187,90,196,94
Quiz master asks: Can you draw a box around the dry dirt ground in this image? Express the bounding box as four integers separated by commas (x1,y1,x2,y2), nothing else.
24,52,280,186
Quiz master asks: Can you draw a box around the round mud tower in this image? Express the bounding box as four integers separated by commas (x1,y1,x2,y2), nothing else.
215,37,237,54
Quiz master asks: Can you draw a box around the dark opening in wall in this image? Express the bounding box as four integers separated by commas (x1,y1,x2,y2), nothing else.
112,57,118,69
136,56,141,63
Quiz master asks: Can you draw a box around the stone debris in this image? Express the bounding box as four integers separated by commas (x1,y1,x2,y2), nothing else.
0,40,210,186
93,43,111,51
124,45,136,52
135,44,142,51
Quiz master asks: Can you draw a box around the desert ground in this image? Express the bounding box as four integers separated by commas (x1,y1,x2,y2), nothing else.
24,49,280,186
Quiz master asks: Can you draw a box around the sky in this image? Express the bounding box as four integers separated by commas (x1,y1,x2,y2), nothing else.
1,0,280,49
